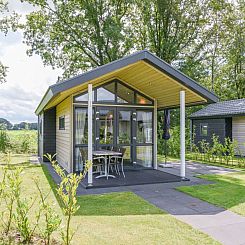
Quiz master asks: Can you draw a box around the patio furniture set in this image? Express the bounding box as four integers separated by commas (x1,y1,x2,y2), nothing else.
80,147,126,179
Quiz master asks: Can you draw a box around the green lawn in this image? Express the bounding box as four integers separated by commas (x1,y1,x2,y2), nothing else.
177,172,245,216
0,155,219,244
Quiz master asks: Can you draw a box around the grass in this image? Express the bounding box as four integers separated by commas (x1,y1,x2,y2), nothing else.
177,172,245,216
0,153,30,165
42,164,166,216
0,156,220,244
6,130,37,154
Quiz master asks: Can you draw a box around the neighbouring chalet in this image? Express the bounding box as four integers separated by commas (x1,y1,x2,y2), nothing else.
35,50,218,187
190,98,245,156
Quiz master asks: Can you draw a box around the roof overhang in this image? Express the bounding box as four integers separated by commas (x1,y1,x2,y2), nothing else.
35,50,219,115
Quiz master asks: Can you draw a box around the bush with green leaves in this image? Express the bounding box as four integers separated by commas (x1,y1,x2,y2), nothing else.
0,130,11,153
1,166,22,235
44,153,92,245
189,133,244,167
14,195,41,244
34,178,61,245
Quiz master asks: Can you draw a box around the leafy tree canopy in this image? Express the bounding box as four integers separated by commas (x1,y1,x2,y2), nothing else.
18,0,244,100
22,0,136,78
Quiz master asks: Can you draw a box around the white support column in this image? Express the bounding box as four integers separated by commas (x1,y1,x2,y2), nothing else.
180,90,186,179
153,99,158,169
88,84,93,186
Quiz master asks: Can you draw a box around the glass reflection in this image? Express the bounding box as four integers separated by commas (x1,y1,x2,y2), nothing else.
137,111,152,143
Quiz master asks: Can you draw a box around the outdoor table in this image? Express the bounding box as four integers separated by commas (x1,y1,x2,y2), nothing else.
93,150,122,179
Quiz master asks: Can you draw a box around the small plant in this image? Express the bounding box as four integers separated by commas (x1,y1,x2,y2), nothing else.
1,166,22,235
14,196,40,244
0,130,11,153
44,153,92,245
20,134,31,153
211,134,220,163
34,178,61,245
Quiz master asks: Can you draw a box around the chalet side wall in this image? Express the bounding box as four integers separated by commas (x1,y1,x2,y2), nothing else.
192,118,227,146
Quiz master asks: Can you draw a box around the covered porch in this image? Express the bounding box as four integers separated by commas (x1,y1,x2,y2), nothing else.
35,50,218,187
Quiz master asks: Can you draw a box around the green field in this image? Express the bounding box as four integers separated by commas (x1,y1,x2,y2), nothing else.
0,154,219,244
2,130,37,154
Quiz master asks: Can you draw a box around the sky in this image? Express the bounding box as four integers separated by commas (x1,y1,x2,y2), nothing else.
0,0,62,124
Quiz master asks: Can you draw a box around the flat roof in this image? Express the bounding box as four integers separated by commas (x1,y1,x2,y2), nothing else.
35,50,218,115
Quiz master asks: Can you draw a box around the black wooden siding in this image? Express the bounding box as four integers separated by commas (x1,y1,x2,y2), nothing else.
192,118,232,146
43,107,56,161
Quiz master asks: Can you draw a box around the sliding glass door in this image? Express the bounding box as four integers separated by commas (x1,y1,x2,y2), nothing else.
117,109,132,166
74,106,154,172
135,110,153,168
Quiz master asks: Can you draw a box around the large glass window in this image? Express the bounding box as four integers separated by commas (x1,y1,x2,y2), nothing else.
98,109,114,144
97,82,115,102
75,147,87,172
118,111,131,144
136,146,152,167
136,93,153,105
137,111,153,143
74,91,94,102
73,80,153,106
75,108,88,144
117,83,134,104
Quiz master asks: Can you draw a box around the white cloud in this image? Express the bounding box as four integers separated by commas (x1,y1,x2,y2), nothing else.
0,1,63,124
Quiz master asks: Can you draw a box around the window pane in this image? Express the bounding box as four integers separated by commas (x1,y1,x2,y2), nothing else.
97,82,115,102
59,116,65,130
117,83,134,104
137,146,152,167
75,108,88,144
200,124,208,136
98,109,114,144
121,146,131,165
136,93,153,105
118,111,131,144
137,111,152,143
75,147,87,172
74,91,94,102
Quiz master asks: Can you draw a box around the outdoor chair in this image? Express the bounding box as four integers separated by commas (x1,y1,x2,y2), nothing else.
79,148,105,175
108,147,126,178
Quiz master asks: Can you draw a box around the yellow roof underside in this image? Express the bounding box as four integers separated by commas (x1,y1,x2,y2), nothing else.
45,61,207,110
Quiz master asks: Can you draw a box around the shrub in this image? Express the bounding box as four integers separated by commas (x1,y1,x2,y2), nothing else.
0,130,11,153
44,153,92,245
34,178,61,245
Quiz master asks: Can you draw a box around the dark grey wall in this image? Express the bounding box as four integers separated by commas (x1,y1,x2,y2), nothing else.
192,118,229,146
225,118,232,139
43,107,56,161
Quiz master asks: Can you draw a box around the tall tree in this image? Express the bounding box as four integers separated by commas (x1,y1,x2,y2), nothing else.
134,0,208,63
222,0,245,99
22,0,135,78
